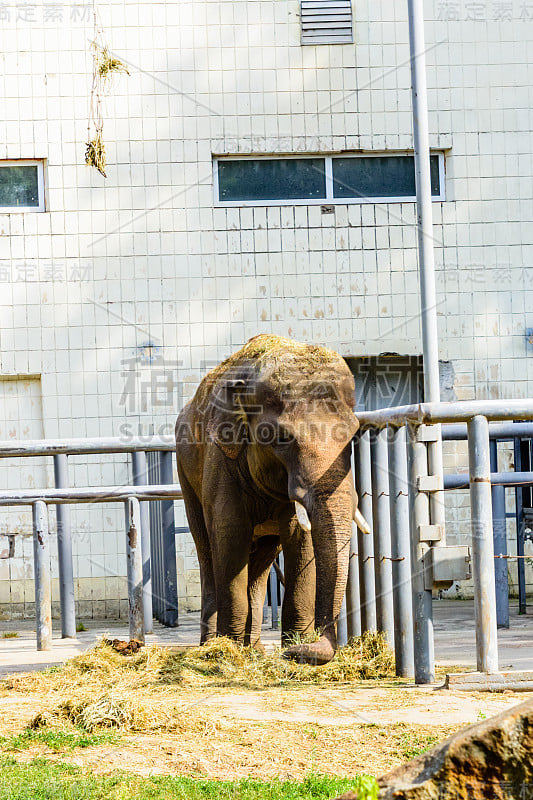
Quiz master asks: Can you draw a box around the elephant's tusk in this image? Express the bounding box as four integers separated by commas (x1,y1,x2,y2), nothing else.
353,507,371,534
295,502,312,532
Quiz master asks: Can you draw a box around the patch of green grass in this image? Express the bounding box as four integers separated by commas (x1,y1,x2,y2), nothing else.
0,758,377,800
0,729,119,752
2,631,18,638
394,725,442,761
76,621,87,632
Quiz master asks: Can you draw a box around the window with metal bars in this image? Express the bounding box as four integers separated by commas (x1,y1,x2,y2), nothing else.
300,0,353,45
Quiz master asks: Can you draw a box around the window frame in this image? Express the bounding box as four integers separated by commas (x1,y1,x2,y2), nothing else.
0,159,46,213
214,151,446,207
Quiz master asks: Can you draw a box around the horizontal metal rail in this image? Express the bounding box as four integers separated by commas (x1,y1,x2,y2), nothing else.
444,471,533,490
0,435,175,458
0,484,183,507
442,422,533,441
358,399,533,429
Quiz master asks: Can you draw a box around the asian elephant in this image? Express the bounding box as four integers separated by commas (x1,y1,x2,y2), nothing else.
175,335,369,665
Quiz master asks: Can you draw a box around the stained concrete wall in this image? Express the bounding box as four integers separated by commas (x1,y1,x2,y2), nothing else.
1,1,533,618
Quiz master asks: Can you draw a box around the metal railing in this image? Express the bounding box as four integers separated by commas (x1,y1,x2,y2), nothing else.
0,435,179,649
342,400,533,684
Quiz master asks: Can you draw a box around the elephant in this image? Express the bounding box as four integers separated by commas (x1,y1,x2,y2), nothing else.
175,334,369,665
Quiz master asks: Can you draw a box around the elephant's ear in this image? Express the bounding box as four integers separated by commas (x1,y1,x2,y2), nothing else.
206,378,249,459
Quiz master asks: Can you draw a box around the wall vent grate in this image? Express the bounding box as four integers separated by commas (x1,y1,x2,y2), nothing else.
300,0,353,45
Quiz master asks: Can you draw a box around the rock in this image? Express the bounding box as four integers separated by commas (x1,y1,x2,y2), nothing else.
377,697,533,800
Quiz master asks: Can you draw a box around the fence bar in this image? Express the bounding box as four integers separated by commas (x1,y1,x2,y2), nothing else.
125,497,145,643
354,433,376,633
358,399,533,429
370,429,394,646
160,451,179,627
442,422,533,441
490,440,509,629
53,454,76,639
0,435,176,458
514,438,528,615
468,415,499,674
269,566,279,630
337,596,348,647
345,525,361,639
132,451,153,634
388,426,415,678
0,485,183,506
445,471,533,490
32,500,52,651
407,423,434,684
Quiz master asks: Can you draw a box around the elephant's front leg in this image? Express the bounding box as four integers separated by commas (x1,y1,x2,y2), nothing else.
280,515,316,645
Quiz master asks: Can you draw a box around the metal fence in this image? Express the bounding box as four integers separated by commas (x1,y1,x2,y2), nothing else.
1,400,533,683
344,399,533,684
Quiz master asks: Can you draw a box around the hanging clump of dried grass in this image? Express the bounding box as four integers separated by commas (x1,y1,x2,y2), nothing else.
85,4,129,177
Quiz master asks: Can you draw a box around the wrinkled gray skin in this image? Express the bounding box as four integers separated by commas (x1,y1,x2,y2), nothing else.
175,335,360,665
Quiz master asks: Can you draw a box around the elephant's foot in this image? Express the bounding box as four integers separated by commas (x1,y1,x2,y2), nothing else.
282,635,335,666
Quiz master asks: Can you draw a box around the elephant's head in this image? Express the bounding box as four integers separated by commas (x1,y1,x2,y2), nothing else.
205,335,368,664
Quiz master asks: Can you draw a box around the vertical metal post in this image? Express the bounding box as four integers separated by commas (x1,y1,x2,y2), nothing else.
269,566,278,630
125,496,145,643
514,438,527,614
337,596,348,647
407,0,440,406
132,451,153,633
160,451,179,627
370,429,395,645
53,454,76,639
345,524,362,639
388,425,415,677
490,440,509,629
407,422,434,684
468,415,499,674
407,0,445,546
32,500,52,651
354,433,376,633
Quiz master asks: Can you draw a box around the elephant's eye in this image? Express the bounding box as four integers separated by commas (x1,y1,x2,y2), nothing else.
277,426,294,446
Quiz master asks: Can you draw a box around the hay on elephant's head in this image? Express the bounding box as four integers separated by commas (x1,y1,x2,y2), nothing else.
194,334,344,409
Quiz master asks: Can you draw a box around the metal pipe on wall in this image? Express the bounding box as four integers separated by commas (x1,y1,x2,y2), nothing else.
406,423,435,684
468,415,499,674
125,496,145,643
354,433,377,633
388,426,415,678
53,454,76,639
132,451,153,634
32,500,52,651
370,429,395,646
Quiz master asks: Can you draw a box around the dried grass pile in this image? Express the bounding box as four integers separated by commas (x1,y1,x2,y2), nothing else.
1,633,395,735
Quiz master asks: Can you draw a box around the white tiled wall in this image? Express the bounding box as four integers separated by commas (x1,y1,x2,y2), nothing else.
1,0,533,618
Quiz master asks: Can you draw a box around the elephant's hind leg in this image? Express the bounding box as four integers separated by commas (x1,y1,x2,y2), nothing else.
177,466,217,643
244,536,281,650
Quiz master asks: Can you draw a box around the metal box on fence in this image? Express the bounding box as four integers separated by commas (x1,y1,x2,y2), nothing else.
424,545,471,590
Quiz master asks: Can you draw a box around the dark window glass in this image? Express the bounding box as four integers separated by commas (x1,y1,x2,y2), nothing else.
218,158,326,202
332,155,441,199
0,165,40,207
